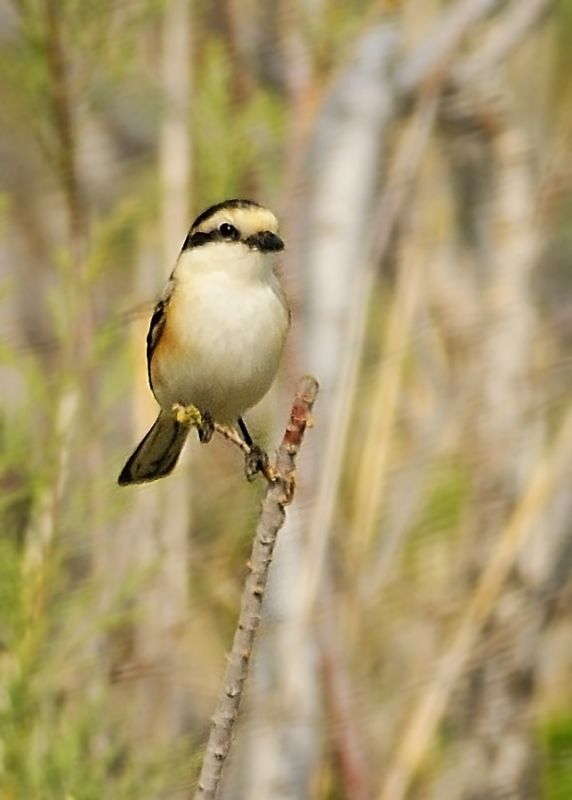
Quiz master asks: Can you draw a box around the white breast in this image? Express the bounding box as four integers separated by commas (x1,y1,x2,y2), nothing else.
153,245,289,422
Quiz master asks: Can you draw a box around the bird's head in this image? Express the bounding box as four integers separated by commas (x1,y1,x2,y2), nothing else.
183,199,284,254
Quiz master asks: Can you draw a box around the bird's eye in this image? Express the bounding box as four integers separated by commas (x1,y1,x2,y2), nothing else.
219,223,238,239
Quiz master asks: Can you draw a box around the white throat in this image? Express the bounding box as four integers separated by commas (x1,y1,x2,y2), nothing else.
174,241,276,287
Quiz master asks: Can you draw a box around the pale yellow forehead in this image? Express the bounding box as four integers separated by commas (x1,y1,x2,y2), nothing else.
195,206,279,237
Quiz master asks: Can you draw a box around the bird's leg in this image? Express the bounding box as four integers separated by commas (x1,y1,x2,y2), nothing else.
197,410,214,444
172,403,214,443
238,417,270,481
237,417,254,447
245,445,270,482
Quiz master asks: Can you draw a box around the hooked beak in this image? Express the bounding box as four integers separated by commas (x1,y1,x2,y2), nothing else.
246,231,285,253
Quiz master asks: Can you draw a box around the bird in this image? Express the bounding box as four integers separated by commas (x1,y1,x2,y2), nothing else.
118,199,290,486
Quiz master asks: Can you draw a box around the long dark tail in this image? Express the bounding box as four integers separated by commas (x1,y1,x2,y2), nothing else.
118,411,190,485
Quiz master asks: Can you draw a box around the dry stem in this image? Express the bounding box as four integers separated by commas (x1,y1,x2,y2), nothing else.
191,375,319,800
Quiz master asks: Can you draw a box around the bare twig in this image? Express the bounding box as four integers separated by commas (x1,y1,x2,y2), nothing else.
42,0,95,365
396,0,501,96
214,422,280,482
192,375,319,800
173,405,279,483
454,0,553,86
213,423,250,456
397,0,553,98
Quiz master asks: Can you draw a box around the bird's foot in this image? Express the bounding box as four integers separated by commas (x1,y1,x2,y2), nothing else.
173,403,202,427
172,404,213,443
197,410,214,444
244,444,271,482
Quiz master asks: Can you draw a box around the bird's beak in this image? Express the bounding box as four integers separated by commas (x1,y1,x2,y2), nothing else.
246,231,285,252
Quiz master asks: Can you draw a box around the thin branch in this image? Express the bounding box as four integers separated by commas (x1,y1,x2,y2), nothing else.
213,422,280,482
213,423,250,457
192,375,319,800
174,402,281,484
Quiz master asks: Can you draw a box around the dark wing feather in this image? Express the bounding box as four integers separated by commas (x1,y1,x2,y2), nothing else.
146,277,175,389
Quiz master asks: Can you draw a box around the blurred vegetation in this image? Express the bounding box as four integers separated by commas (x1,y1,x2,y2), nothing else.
1,1,571,799
543,717,572,800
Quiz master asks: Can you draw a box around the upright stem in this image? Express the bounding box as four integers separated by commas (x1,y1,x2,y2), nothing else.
42,0,94,364
193,376,319,800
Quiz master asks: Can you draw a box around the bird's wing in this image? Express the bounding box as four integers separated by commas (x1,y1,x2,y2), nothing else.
146,277,176,389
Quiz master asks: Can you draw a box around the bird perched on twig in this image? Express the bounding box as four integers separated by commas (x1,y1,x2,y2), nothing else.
118,199,290,486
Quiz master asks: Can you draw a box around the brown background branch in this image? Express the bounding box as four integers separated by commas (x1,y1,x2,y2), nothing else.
192,375,319,800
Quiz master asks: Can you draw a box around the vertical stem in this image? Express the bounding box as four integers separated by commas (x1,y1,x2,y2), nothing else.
43,0,94,360
193,377,319,800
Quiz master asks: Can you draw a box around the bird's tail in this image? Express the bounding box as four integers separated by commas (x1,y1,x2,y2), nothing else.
118,410,190,485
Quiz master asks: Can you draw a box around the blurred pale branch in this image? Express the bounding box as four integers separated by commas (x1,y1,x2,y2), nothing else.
298,0,552,627
300,86,439,624
454,0,554,86
397,0,553,97
193,375,319,800
396,0,501,95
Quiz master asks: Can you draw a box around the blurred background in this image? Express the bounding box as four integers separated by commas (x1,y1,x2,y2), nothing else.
1,0,571,798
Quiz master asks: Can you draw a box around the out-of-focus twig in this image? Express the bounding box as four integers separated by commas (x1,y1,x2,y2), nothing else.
351,220,426,561
192,375,319,800
397,0,553,99
454,0,553,86
319,576,373,800
22,0,96,583
42,0,94,361
300,0,532,621
159,0,192,264
378,404,572,800
396,0,501,95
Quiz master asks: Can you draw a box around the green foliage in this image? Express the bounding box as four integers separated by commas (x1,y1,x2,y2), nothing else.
0,536,25,651
547,0,572,132
0,524,187,799
192,38,286,204
0,193,10,239
542,717,572,800
402,462,469,580
414,463,469,537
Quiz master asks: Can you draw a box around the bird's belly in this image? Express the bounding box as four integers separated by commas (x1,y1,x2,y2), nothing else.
152,276,288,422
